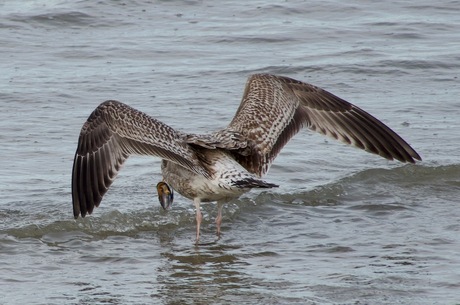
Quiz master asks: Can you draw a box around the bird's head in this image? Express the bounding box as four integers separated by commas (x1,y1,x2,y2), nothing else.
157,181,174,210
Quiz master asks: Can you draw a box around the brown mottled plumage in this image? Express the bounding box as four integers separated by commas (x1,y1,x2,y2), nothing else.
72,74,421,241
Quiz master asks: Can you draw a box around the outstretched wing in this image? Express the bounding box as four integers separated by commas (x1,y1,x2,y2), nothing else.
72,100,208,218
227,74,421,176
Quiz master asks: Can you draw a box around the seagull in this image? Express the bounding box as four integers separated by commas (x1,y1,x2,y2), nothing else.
72,74,421,242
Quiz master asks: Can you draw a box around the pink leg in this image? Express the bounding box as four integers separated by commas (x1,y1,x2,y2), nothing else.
215,201,224,238
194,198,202,242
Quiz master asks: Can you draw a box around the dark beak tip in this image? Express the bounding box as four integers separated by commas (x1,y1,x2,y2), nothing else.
159,194,173,210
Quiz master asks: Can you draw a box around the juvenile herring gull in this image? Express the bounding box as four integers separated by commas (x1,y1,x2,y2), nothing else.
72,74,421,242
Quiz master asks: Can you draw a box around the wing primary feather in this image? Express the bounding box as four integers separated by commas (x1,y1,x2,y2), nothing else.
354,113,403,160
95,146,107,202
72,154,82,218
351,107,419,162
310,111,361,151
337,111,392,158
85,153,95,215
78,154,88,217
102,143,113,188
89,152,102,208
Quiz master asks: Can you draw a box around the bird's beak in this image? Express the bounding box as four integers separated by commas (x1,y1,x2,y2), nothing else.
157,181,174,210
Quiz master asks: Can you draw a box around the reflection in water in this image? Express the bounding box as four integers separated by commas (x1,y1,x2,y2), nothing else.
156,240,279,304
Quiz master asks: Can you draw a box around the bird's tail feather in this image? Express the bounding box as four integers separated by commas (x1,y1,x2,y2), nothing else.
232,178,278,189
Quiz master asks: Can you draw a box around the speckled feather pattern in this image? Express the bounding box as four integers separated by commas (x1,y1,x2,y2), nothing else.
72,74,421,218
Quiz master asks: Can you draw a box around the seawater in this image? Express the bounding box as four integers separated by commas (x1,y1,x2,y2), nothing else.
1,0,459,304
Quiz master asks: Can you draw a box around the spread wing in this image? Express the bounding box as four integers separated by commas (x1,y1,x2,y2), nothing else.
227,74,421,176
72,100,208,218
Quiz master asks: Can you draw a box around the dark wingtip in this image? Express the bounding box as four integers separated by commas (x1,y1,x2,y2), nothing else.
413,152,422,162
401,149,422,164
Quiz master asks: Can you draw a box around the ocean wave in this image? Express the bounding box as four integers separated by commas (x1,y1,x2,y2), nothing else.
8,11,94,26
2,164,457,239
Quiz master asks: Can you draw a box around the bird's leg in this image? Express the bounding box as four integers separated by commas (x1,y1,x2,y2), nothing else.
194,198,202,243
215,201,224,238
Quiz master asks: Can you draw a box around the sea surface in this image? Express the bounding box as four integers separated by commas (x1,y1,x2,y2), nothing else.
1,0,459,304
